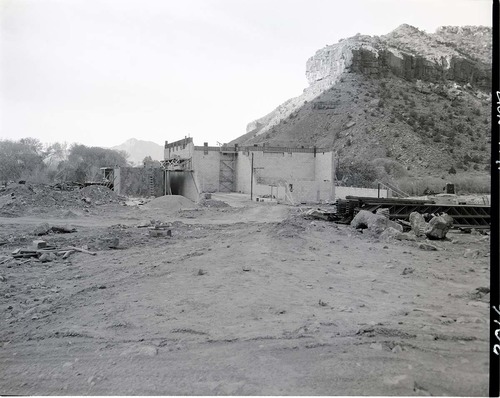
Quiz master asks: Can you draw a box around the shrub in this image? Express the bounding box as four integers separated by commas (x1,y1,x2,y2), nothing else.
335,158,378,188
448,166,457,174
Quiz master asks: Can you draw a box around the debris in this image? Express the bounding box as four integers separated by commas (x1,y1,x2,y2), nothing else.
66,246,97,256
242,266,251,271
304,209,333,221
31,240,47,250
476,286,490,295
425,214,453,240
402,267,414,275
198,198,230,208
51,225,77,234
33,223,51,236
418,243,439,251
61,250,75,259
96,237,119,249
318,299,328,307
39,252,57,263
149,230,171,237
464,248,481,258
351,210,403,234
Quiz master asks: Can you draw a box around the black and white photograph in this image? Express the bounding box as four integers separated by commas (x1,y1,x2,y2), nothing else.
0,0,496,395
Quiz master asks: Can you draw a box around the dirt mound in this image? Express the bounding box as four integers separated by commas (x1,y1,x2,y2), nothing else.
0,182,122,217
198,198,230,208
143,195,195,211
79,185,120,204
0,183,79,217
271,214,307,238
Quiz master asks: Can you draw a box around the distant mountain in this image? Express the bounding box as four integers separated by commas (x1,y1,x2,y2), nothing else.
111,138,164,166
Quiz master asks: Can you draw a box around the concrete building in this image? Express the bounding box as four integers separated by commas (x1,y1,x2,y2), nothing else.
163,137,336,203
110,137,390,202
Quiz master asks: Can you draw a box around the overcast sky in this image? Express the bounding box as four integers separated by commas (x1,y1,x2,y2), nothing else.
0,0,492,148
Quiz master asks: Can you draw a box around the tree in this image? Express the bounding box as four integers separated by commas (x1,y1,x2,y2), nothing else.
0,138,46,182
58,144,130,182
335,158,378,187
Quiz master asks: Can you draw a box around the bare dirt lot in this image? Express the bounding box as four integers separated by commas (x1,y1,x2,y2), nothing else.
0,188,490,395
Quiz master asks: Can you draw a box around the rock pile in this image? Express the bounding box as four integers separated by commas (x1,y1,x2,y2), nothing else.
351,210,403,235
409,211,454,240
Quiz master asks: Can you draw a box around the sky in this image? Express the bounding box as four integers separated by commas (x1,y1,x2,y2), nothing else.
0,0,492,148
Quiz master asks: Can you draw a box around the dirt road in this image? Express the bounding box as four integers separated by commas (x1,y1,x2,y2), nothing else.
0,193,490,395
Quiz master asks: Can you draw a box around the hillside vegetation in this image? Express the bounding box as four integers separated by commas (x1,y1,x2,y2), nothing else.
231,25,491,194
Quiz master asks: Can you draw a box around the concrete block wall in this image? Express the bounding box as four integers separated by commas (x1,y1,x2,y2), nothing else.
234,152,252,193
254,151,315,183
192,151,220,193
314,152,334,183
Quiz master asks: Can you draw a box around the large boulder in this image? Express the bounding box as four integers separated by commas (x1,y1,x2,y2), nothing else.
351,210,403,234
380,227,404,240
409,212,428,237
33,223,51,236
425,214,454,240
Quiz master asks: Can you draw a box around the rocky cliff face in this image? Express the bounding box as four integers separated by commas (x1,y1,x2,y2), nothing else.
238,24,491,140
232,24,491,188
306,24,490,88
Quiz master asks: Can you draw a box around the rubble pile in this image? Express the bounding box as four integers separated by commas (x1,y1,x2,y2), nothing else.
0,182,122,217
198,198,230,208
409,211,454,240
79,185,121,205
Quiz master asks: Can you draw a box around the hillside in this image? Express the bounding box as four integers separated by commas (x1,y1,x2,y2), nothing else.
231,25,491,193
111,138,164,166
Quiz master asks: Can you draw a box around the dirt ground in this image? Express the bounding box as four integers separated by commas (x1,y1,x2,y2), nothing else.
0,189,491,395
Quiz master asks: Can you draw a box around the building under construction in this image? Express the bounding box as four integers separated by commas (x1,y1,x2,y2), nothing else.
161,137,336,204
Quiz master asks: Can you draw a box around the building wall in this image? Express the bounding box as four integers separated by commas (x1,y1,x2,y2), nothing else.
235,152,252,193
164,138,194,160
168,171,199,201
115,167,165,197
165,139,336,203
233,149,334,203
192,151,220,193
335,186,389,199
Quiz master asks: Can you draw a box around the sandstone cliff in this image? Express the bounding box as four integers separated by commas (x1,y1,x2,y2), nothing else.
231,24,491,190
236,24,491,142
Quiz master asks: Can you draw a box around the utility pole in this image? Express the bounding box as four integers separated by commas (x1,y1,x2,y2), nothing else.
251,153,254,201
